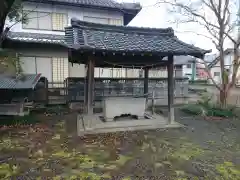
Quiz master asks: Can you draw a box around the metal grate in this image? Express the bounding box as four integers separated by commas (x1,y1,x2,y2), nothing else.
66,77,189,102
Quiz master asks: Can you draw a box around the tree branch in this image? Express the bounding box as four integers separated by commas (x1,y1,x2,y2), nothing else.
200,57,222,90
0,0,15,46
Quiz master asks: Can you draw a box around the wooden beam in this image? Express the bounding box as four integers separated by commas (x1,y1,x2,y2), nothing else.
144,68,149,95
84,64,88,113
144,68,149,110
167,55,175,124
85,56,95,115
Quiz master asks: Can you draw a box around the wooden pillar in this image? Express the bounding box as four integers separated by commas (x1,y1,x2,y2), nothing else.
85,57,95,115
167,55,175,124
144,68,149,110
144,68,149,95
84,64,88,112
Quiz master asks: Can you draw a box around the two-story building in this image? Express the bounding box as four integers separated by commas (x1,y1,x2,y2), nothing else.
206,49,240,84
3,0,141,85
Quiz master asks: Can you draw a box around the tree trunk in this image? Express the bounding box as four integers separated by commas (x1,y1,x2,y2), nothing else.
219,89,228,108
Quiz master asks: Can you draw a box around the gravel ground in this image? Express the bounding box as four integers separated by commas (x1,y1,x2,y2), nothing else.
0,108,239,179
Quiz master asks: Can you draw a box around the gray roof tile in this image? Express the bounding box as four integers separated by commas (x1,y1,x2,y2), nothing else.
0,74,42,89
24,0,141,25
25,0,141,10
66,19,211,58
7,32,65,45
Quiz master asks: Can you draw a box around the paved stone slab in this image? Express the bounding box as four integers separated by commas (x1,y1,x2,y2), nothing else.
77,113,184,136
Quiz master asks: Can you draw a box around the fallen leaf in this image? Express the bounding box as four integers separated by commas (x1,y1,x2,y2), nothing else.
105,164,117,170
154,162,163,168
43,168,52,173
34,150,43,157
53,176,61,180
101,173,111,179
114,155,131,166
52,151,71,158
163,161,172,166
175,170,185,176
52,134,61,140
70,175,78,179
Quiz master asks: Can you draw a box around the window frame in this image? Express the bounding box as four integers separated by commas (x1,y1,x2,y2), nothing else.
22,10,39,29
22,10,68,31
213,71,220,76
83,16,123,25
52,57,69,83
109,18,123,25
83,16,110,24
52,12,68,31
19,55,69,83
37,11,53,30
186,64,192,68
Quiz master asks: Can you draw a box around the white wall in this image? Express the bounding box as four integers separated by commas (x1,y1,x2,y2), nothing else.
182,65,192,77
7,2,124,35
210,60,221,84
69,63,85,77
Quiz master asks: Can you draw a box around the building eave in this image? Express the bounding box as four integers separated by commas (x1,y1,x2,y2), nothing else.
4,31,66,47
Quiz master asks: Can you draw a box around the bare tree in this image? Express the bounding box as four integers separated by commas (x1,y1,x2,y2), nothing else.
0,0,23,45
158,0,240,107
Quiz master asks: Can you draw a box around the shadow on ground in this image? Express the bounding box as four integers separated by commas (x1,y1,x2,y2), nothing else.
0,108,240,179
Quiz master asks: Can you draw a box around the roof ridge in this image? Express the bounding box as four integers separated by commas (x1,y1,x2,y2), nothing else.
71,18,175,36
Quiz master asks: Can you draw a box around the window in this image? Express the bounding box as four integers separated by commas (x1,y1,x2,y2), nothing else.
186,64,192,68
83,16,123,25
38,12,52,30
22,11,38,29
20,56,69,86
109,19,122,25
52,57,69,84
83,16,109,24
109,68,114,77
214,72,220,76
175,69,182,77
23,11,67,31
52,13,68,31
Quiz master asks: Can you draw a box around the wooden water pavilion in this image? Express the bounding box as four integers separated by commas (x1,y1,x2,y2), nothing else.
65,19,210,134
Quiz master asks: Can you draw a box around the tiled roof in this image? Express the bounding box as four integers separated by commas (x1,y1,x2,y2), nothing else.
24,0,141,25
7,32,65,45
0,74,42,89
25,0,141,10
65,19,211,58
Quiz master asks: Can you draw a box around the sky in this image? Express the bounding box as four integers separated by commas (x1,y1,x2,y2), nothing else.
117,0,239,54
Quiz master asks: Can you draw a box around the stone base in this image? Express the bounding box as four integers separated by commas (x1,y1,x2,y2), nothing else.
103,97,146,119
77,112,183,135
